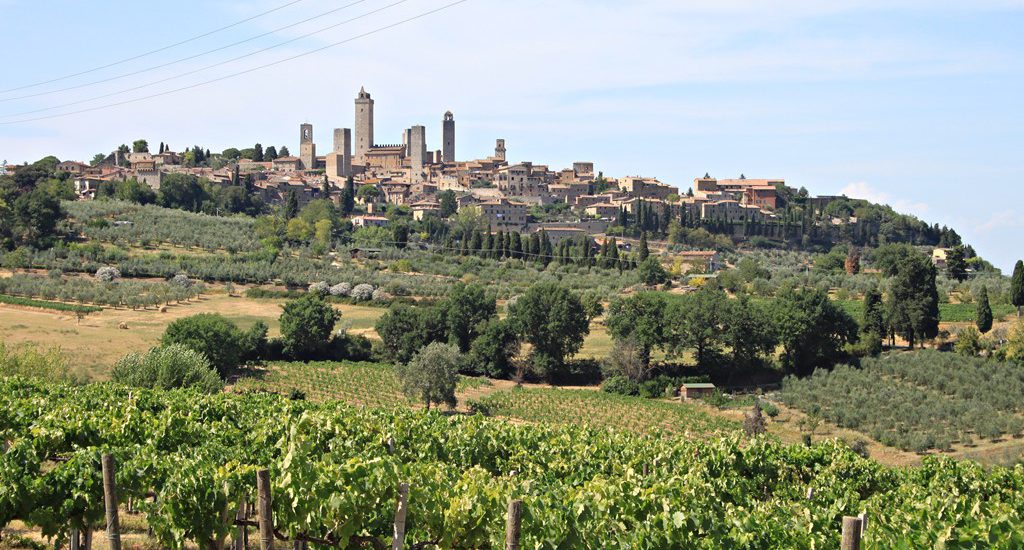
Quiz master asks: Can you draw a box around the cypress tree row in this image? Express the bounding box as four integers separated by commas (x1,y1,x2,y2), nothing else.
1011,260,1024,317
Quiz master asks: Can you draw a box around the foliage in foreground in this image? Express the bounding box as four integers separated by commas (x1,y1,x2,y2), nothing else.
1,378,1023,548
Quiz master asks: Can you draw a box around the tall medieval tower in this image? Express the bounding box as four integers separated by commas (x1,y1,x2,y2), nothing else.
355,87,374,164
326,128,352,182
299,123,315,170
495,139,506,162
409,125,426,182
442,111,455,163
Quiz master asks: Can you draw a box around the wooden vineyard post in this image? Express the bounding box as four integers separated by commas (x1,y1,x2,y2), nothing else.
256,470,274,550
505,499,523,550
234,501,248,550
841,516,862,550
101,454,121,550
392,483,409,550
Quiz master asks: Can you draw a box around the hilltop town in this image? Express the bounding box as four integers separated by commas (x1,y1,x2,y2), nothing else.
46,86,881,253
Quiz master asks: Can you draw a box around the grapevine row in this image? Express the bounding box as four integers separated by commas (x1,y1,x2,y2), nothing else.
1,378,1022,548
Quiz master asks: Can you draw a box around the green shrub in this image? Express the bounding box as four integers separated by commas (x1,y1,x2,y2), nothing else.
111,345,223,393
601,375,639,396
0,343,70,381
162,313,245,376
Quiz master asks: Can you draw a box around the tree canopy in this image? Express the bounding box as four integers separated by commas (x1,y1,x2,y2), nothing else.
508,282,590,379
279,294,340,359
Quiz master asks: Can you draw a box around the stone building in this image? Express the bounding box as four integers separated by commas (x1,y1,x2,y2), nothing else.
442,111,455,163
409,125,426,182
495,162,547,197
572,162,595,181
355,87,374,163
299,123,316,170
326,128,352,183
365,145,406,171
494,139,506,162
473,198,529,231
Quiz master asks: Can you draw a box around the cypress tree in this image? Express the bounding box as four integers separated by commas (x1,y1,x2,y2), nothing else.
283,190,299,220
946,246,968,282
484,232,495,257
637,232,650,261
470,230,483,252
511,232,523,259
539,231,553,265
340,176,356,215
528,233,541,260
976,286,993,334
1011,260,1024,317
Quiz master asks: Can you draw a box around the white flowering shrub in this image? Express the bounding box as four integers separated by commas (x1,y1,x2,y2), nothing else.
371,288,388,302
171,273,193,288
95,266,121,282
350,283,374,301
330,282,351,297
308,281,331,295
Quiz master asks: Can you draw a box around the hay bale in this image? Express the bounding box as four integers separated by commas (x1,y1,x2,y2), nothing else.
118,322,129,330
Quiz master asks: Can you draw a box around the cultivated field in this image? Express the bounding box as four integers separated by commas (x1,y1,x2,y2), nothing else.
781,351,1024,455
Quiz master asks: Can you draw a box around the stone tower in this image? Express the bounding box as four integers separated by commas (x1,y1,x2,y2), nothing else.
442,111,455,163
299,123,315,170
326,128,352,182
409,125,426,182
495,139,506,162
354,87,374,163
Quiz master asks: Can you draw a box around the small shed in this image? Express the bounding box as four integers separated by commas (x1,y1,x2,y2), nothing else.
680,383,716,401
349,247,383,259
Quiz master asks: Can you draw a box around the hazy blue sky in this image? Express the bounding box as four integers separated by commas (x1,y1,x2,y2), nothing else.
1,0,1021,270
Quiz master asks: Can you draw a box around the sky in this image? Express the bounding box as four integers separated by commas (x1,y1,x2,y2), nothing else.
0,0,1021,271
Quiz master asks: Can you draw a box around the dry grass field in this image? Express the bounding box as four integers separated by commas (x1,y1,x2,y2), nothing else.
0,289,616,380
0,290,385,380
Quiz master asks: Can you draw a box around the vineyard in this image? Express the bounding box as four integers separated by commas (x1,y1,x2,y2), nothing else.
781,352,1024,452
0,273,203,309
233,361,491,407
2,378,1023,548
469,387,738,436
0,294,101,314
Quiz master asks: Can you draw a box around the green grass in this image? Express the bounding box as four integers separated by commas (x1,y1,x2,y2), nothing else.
469,387,738,435
0,294,102,314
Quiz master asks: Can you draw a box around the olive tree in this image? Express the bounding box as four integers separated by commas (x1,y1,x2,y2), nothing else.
396,342,461,410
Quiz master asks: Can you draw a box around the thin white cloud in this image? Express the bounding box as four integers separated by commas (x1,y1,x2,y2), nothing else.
839,182,931,217
975,210,1024,233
